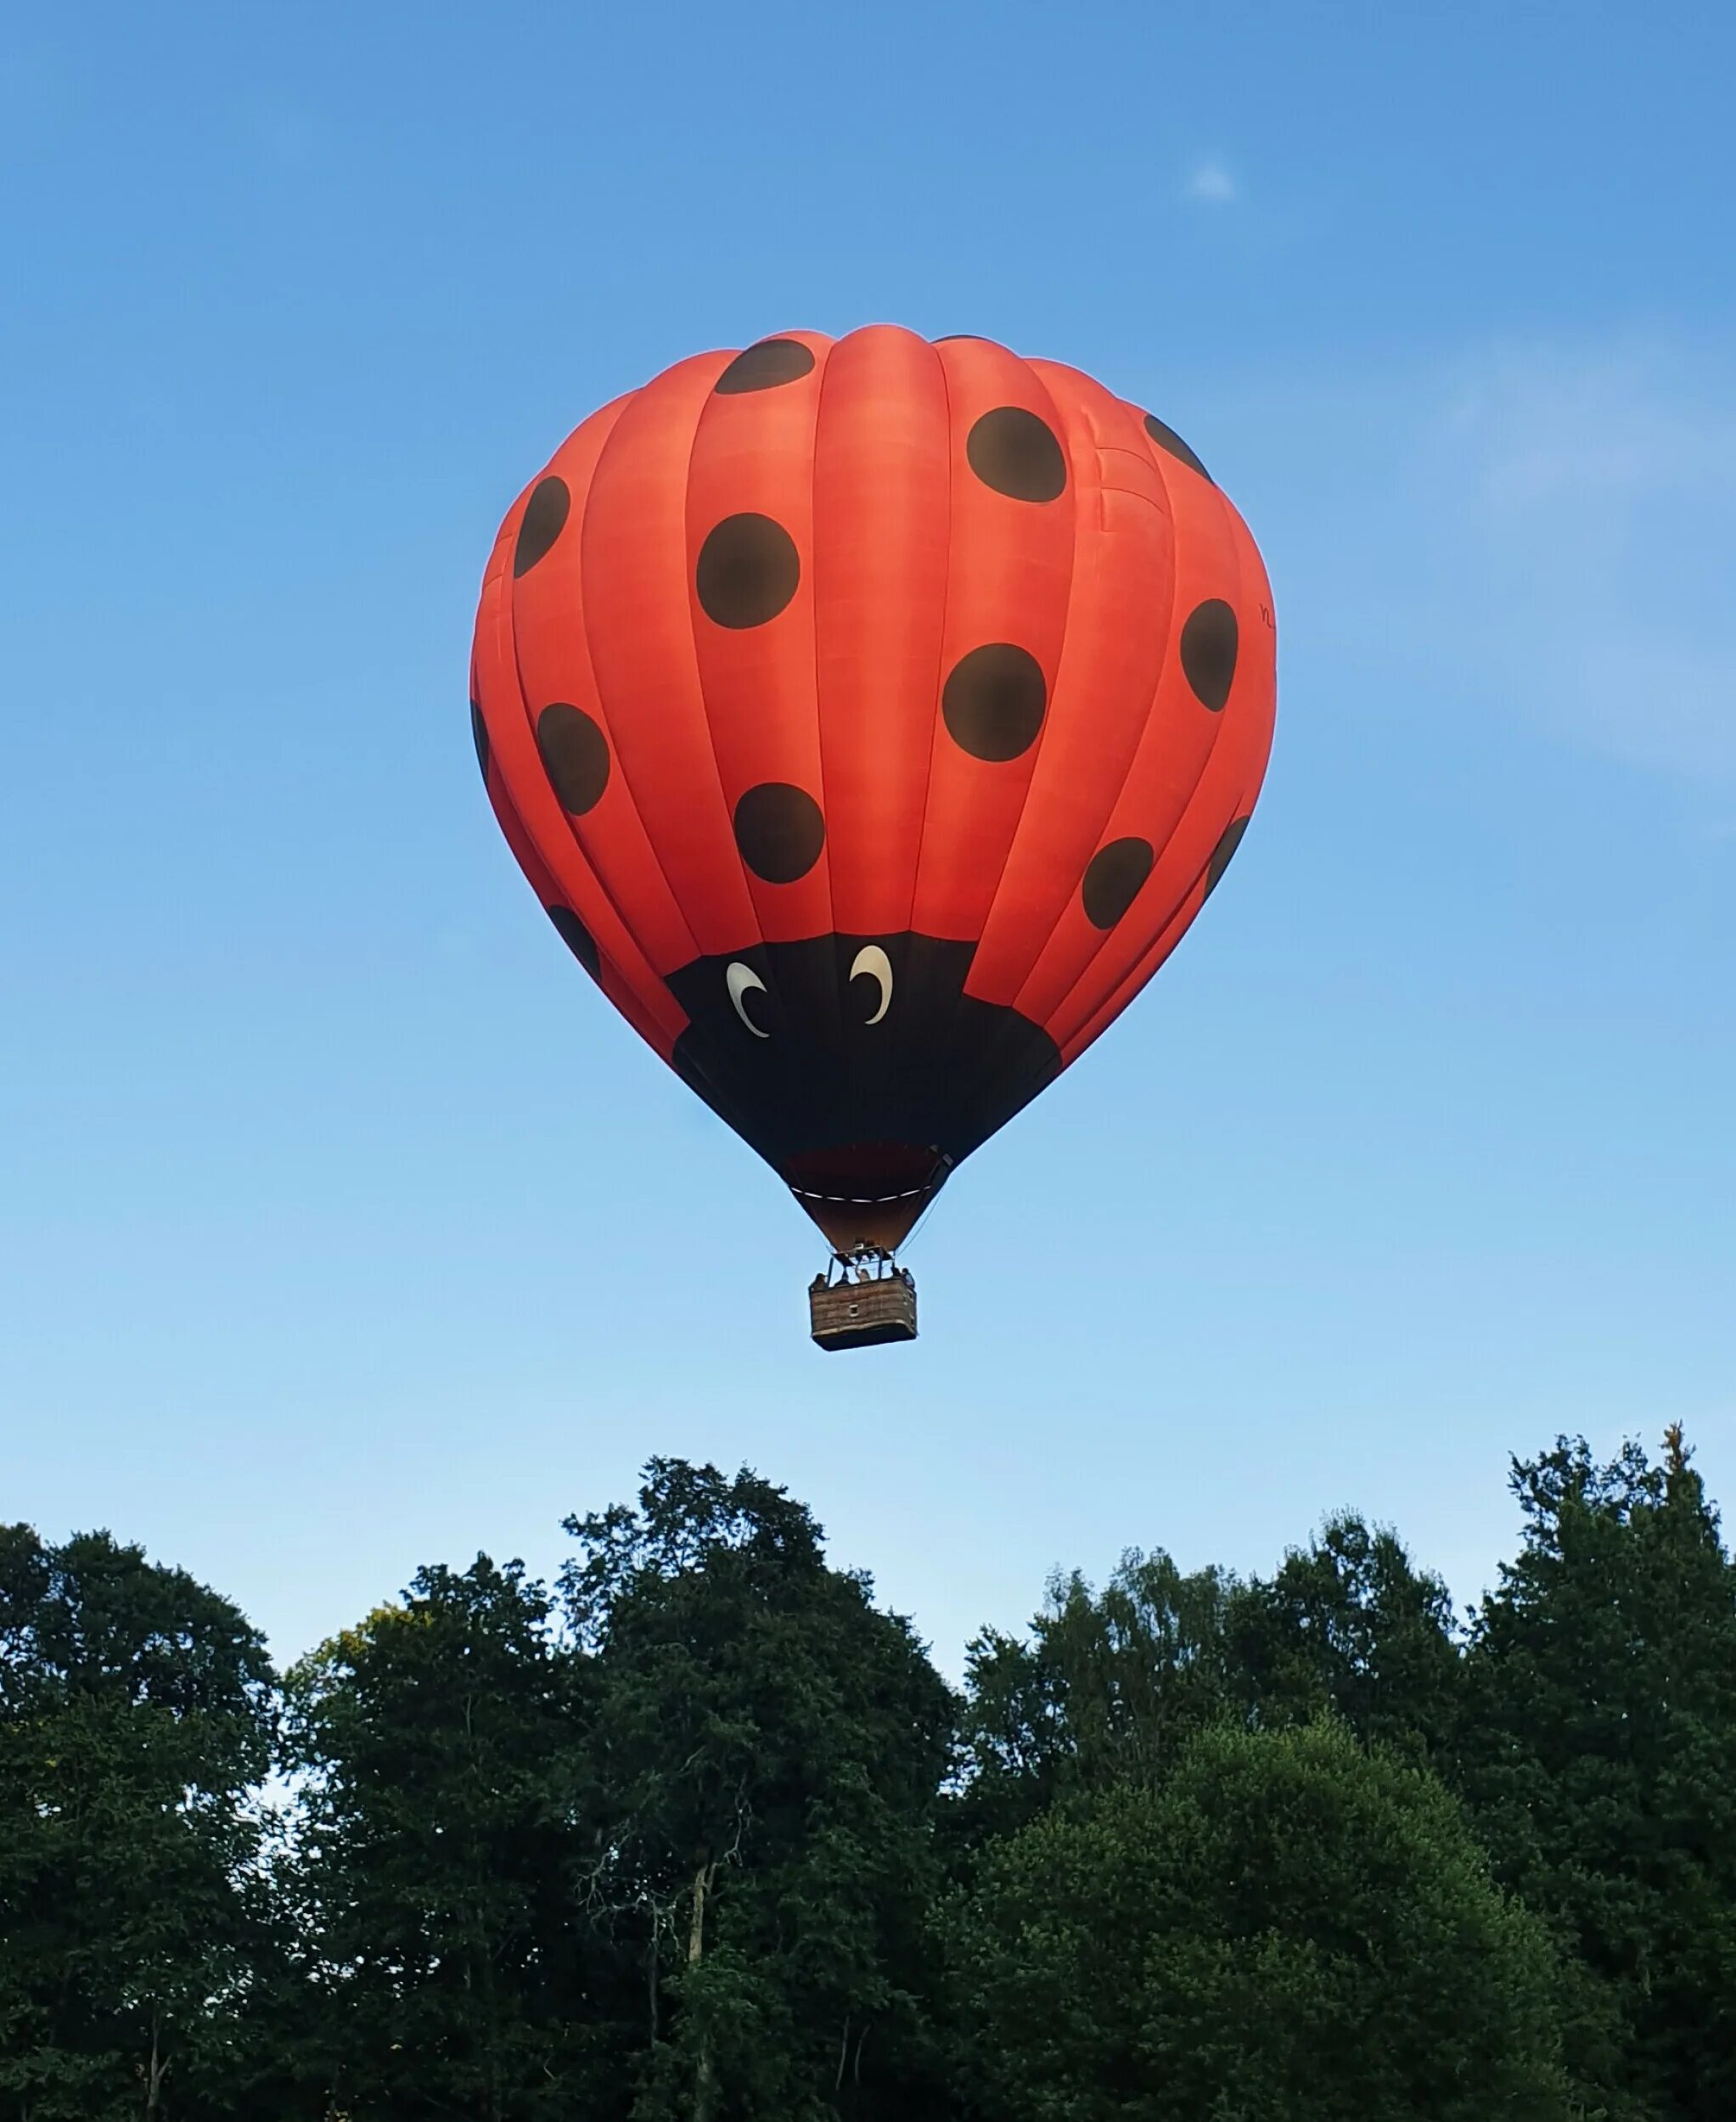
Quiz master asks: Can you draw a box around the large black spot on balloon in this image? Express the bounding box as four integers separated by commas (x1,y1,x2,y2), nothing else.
470,699,488,779
695,513,801,628
966,407,1067,502
547,905,599,980
715,338,815,393
942,643,1047,762
1205,816,1250,897
1180,598,1239,711
734,782,825,884
1143,413,1211,482
536,703,611,815
514,476,570,576
1081,838,1155,929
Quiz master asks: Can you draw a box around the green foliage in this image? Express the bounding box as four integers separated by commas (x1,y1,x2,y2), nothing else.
955,1512,1462,1850
5,1434,1735,2119
282,1554,601,2119
1222,1513,1464,1763
0,1524,277,2122
957,1549,1236,1838
562,1457,958,2119
1459,1429,1736,2121
941,1718,1579,2122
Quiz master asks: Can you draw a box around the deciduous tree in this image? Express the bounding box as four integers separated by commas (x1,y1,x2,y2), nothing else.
942,1719,1577,2122
0,1524,277,2122
562,1458,957,2119
284,1555,604,2119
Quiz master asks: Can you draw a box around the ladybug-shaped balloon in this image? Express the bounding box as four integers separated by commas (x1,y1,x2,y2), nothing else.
471,328,1276,1254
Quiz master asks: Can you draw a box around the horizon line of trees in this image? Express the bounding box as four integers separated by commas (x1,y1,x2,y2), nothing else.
4,1426,1735,2121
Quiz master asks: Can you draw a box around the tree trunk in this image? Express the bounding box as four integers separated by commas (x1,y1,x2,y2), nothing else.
648,1903,661,2043
143,2007,169,2119
688,1861,717,2122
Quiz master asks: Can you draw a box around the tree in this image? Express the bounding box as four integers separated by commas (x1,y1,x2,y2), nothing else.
283,1554,603,2120
956,1550,1235,1841
1460,1428,1736,2122
1222,1513,1464,1765
0,1524,278,2122
561,1457,958,2120
941,1717,1578,2122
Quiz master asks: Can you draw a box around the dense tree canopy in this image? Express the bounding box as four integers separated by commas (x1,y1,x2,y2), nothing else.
0,1526,276,2122
558,1459,958,2119
3,1428,1733,2121
1458,1429,1736,2120
282,1555,593,2119
941,1719,1576,2122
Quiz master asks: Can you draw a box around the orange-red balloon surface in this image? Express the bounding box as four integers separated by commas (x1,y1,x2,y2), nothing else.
471,328,1277,1249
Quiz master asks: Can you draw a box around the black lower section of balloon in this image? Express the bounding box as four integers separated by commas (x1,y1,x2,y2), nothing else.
667,934,1060,1199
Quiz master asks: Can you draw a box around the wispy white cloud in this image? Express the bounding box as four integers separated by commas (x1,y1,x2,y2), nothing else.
1429,339,1736,781
1185,160,1239,205
1200,332,1736,788
1449,344,1736,504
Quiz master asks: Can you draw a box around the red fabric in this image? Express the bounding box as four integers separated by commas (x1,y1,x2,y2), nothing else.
473,325,1276,1163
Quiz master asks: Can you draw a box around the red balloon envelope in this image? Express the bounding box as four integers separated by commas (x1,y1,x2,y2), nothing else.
471,328,1276,1253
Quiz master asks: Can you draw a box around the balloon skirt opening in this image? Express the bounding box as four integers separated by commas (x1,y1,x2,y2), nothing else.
786,1143,949,1252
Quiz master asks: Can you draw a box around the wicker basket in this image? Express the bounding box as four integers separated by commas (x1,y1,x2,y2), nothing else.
809,1272,918,1351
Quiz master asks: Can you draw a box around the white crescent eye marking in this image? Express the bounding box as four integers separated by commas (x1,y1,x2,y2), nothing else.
726,960,770,1037
849,944,893,1026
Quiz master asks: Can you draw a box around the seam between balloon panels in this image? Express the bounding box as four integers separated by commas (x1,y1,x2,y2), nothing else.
565,399,703,973
804,334,850,1094
898,337,955,946
1032,430,1235,1045
491,549,665,1012
997,380,1174,1030
902,339,990,1168
1076,486,1270,1053
973,357,1085,1009
954,354,1083,1122
574,373,740,1021
680,361,775,996
513,432,697,1000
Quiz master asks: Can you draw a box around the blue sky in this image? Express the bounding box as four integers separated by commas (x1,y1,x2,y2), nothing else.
5,2,1733,1671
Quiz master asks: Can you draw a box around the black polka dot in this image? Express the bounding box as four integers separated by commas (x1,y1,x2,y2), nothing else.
1143,413,1211,482
546,905,599,980
942,643,1047,761
695,514,801,628
1180,599,1239,711
715,339,815,394
1205,816,1250,897
733,783,825,884
470,699,488,779
966,407,1067,502
514,476,570,576
536,703,610,815
1082,838,1155,929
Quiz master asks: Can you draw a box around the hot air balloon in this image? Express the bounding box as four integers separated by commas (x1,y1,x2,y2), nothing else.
470,328,1276,1348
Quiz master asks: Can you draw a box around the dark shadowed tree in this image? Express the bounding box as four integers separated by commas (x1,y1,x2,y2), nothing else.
1222,1513,1464,1764
955,1550,1235,1842
561,1457,958,2121
0,1524,277,2122
941,1717,1579,2122
284,1554,609,2120
1460,1427,1736,2122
